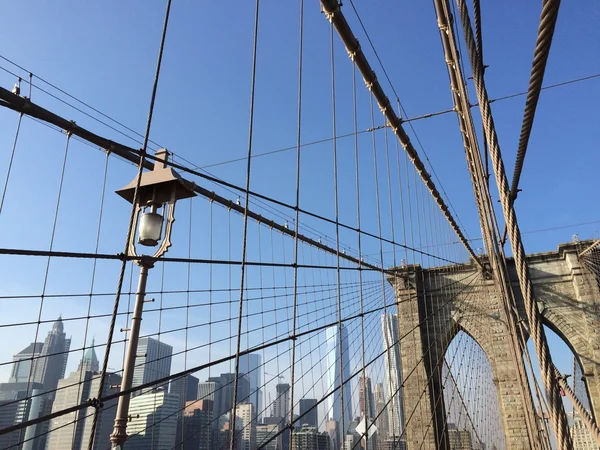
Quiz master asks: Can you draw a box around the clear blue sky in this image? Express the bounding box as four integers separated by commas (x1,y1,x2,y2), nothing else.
0,0,598,432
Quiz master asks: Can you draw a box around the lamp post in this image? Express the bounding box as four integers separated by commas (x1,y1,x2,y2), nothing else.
110,149,196,448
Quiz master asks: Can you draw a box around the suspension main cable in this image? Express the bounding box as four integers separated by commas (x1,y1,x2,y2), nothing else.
454,0,573,447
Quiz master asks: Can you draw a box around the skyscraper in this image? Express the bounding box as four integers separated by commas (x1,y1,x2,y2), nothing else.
206,373,251,421
299,398,318,428
78,338,99,372
33,317,72,391
381,314,405,439
26,317,72,450
374,382,389,442
238,353,262,419
127,389,180,449
272,383,290,420
292,424,330,450
256,424,278,450
132,337,173,396
8,342,43,383
177,400,212,450
46,368,121,450
234,403,256,450
0,382,43,449
170,374,199,412
325,325,352,436
359,377,375,419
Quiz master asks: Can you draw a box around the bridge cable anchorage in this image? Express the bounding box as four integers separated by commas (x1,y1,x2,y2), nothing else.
319,0,482,270
454,0,573,448
554,365,600,446
500,0,562,245
433,0,545,446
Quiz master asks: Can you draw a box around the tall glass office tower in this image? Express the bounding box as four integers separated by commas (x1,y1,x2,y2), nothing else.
325,325,352,437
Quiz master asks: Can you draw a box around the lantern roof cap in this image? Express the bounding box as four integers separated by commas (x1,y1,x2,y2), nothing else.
115,149,196,205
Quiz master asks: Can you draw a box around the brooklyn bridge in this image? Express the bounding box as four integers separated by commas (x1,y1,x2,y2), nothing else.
0,0,598,449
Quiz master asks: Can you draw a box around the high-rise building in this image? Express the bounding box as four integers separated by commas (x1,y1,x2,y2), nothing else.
263,416,289,450
20,317,72,450
256,423,278,450
207,373,251,421
573,357,592,413
381,314,405,439
170,374,199,412
326,420,338,450
238,354,262,419
325,325,352,438
132,337,173,396
127,389,180,449
292,424,330,450
8,342,43,383
359,377,375,420
374,382,389,442
0,382,43,449
570,416,597,449
174,400,212,450
32,317,72,391
198,380,220,430
299,398,318,428
272,383,290,420
77,339,100,372
46,368,121,450
234,402,256,450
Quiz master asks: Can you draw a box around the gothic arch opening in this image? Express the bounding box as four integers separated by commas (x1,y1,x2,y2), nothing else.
443,331,506,450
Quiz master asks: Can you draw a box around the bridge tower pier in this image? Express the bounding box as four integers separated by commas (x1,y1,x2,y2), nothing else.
389,265,536,450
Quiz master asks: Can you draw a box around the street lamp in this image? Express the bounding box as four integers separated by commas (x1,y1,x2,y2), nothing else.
110,149,196,448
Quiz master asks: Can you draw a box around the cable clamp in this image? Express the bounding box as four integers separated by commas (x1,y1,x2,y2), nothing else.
88,397,103,409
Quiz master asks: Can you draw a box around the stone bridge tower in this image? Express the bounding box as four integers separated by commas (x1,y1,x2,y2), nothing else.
388,241,600,449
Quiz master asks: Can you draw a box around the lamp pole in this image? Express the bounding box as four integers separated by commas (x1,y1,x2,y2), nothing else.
110,260,152,448
109,149,196,448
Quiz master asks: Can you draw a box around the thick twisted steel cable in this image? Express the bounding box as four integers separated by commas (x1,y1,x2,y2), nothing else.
554,365,600,445
433,0,544,445
454,1,572,448
510,0,561,202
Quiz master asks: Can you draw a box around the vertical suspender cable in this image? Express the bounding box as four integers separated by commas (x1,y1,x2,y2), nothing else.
289,1,304,447
230,0,260,447
92,0,173,447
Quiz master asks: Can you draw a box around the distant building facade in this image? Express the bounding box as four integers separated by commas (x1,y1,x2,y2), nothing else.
325,325,352,438
273,383,290,420
299,398,318,428
292,424,330,450
170,374,199,412
381,314,405,439
127,390,179,449
132,337,172,396
234,402,256,450
238,353,263,419
256,423,278,450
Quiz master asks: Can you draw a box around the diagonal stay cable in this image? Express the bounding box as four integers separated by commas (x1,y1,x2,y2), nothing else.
319,0,481,268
